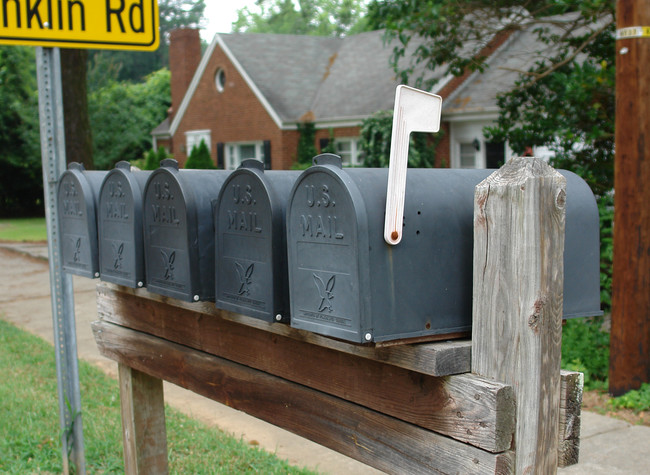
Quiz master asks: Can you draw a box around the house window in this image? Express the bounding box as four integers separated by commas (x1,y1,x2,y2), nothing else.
185,130,211,155
226,142,265,170
459,142,478,168
215,68,226,93
336,138,364,167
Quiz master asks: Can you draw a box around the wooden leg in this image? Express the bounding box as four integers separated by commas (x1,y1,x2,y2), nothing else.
119,364,169,475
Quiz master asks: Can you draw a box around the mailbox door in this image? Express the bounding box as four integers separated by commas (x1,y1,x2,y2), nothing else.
58,168,101,278
216,168,275,320
143,169,193,300
287,161,371,342
216,166,299,322
98,165,149,288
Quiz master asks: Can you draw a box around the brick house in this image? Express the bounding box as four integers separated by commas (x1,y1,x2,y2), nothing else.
153,26,548,170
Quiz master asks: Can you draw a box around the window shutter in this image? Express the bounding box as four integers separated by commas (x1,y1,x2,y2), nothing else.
216,142,225,169
319,138,330,152
263,140,272,169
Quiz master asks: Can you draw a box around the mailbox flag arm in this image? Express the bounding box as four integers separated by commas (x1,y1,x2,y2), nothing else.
384,86,442,245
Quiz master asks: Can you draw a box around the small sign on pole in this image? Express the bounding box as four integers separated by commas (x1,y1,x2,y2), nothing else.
0,0,159,50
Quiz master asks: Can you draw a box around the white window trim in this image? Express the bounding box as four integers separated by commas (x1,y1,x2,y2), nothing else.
335,137,364,167
185,129,212,155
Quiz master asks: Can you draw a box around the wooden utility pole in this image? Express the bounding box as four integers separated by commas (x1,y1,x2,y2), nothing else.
610,0,650,396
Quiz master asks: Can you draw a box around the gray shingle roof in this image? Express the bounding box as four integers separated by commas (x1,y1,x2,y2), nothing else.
219,30,445,123
443,29,542,115
166,12,602,133
220,33,343,122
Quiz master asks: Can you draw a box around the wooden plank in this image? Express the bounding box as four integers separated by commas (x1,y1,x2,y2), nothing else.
97,284,514,453
119,364,168,475
472,158,566,474
93,321,515,475
558,370,583,467
96,283,471,376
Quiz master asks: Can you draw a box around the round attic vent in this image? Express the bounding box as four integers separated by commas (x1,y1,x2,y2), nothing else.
215,68,226,93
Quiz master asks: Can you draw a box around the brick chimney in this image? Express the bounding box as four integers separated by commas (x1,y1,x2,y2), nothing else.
169,28,202,120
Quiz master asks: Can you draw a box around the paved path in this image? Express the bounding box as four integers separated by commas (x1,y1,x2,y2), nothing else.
1,242,648,474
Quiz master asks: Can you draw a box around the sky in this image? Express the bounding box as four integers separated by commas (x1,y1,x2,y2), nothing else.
201,0,259,41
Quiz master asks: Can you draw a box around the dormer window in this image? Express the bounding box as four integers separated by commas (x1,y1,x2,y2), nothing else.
215,68,226,93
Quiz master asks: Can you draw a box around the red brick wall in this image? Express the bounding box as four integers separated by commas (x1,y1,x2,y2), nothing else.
172,40,295,169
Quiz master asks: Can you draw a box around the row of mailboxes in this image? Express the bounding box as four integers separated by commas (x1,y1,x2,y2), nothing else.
57,155,602,343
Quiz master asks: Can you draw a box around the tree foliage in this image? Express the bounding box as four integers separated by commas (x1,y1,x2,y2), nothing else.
233,0,370,37
295,122,318,168
184,140,215,169
360,110,440,168
0,46,42,217
88,69,171,169
368,0,615,194
88,0,206,83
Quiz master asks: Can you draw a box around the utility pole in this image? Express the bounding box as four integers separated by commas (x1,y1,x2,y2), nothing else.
610,0,650,395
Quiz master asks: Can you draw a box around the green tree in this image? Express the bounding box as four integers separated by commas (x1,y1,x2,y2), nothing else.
360,110,439,168
89,69,171,169
184,140,215,169
233,0,369,36
295,122,318,168
143,149,158,170
368,0,615,194
0,46,42,217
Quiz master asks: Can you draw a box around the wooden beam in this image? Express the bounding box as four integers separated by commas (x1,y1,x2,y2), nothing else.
97,283,471,376
472,158,566,474
119,364,168,474
610,0,650,396
558,370,583,467
96,284,514,453
94,321,515,474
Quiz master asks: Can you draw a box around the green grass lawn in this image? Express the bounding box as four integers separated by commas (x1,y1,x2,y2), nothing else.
0,217,47,242
0,318,317,474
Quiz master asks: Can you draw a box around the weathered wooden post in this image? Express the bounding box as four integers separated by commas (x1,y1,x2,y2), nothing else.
472,157,566,474
119,364,169,474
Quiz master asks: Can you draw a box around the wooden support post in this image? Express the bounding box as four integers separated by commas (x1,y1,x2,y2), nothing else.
610,0,650,396
119,364,169,475
558,370,583,467
472,157,566,474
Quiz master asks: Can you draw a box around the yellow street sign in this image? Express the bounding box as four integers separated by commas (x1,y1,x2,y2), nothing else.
0,0,159,51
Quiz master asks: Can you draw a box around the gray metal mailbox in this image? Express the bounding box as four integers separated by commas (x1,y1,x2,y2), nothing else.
143,159,229,302
57,163,108,278
214,159,300,322
286,154,601,344
98,161,151,288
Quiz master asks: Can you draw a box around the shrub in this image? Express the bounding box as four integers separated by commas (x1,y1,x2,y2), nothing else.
184,140,215,169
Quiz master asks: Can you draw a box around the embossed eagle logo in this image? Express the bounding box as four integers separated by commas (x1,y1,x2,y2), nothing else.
112,242,124,270
72,237,82,263
161,250,176,281
235,262,254,295
313,274,335,313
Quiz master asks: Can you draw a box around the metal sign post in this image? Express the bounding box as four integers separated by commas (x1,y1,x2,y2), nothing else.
0,2,162,472
36,46,85,475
